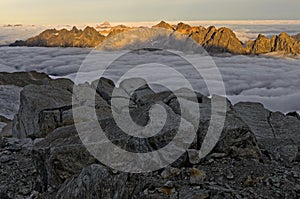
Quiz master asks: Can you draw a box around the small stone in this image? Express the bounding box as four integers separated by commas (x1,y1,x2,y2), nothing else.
210,153,227,158
187,149,201,164
244,176,256,187
161,167,181,179
225,170,234,180
294,184,300,193
189,168,206,185
0,155,12,163
159,187,175,195
276,145,299,162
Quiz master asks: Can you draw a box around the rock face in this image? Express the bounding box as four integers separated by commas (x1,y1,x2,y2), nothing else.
247,32,300,55
10,22,300,55
0,71,50,87
152,21,175,30
10,26,105,47
12,79,74,139
0,72,52,138
202,27,245,54
33,125,98,191
292,33,300,42
1,74,300,198
234,102,300,162
56,164,128,199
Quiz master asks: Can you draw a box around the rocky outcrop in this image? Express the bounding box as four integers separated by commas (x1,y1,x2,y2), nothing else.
0,71,50,87
12,79,74,139
203,27,245,54
247,32,300,55
0,72,52,138
33,125,98,191
292,33,300,42
1,75,300,198
10,26,105,48
246,34,273,54
152,21,175,30
234,102,300,162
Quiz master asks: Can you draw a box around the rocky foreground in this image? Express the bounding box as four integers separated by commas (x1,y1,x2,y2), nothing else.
10,21,300,56
0,71,299,198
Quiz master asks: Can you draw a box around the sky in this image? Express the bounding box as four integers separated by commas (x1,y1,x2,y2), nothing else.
0,0,300,25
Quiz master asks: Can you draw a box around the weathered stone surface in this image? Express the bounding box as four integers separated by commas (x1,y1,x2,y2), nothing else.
234,102,300,161
12,79,74,138
56,164,128,199
0,85,22,121
33,125,97,191
233,102,275,140
0,138,37,199
91,77,116,103
0,71,50,87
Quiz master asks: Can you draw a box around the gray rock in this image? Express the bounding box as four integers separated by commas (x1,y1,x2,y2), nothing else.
234,102,300,160
0,143,37,198
187,149,202,165
33,125,97,190
91,77,115,103
0,71,50,87
12,79,74,139
0,122,13,138
234,102,275,140
0,85,23,120
189,168,207,185
275,145,299,162
161,167,181,179
178,187,210,199
0,155,12,163
57,164,128,199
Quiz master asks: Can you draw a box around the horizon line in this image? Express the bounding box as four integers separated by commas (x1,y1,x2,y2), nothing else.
1,19,300,27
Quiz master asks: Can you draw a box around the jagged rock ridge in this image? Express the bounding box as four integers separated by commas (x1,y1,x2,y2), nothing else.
10,21,300,55
11,26,105,47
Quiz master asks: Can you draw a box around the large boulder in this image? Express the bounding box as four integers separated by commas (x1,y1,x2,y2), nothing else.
12,79,74,139
32,125,98,191
0,72,52,138
56,164,128,199
12,78,112,139
234,102,300,162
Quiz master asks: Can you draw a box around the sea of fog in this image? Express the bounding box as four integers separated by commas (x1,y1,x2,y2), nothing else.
0,46,299,114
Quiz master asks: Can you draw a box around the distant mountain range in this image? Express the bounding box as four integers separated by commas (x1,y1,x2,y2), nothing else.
10,21,300,55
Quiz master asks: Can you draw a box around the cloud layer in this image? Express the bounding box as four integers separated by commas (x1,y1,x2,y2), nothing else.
0,46,299,114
